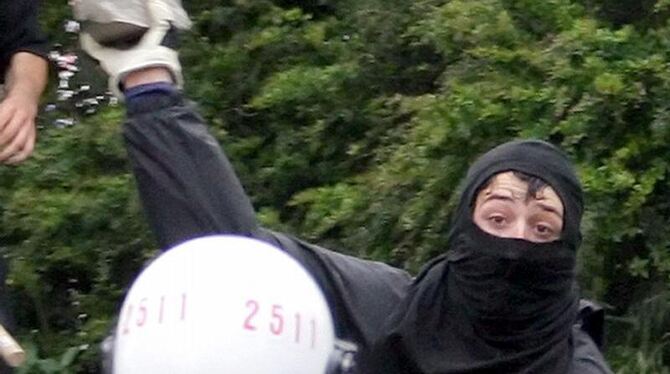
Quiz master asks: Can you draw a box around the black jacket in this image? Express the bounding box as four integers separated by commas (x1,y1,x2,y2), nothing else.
0,0,49,82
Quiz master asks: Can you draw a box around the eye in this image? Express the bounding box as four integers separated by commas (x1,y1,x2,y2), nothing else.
488,214,507,227
534,223,556,238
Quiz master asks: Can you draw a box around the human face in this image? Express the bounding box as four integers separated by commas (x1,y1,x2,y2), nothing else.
473,172,564,243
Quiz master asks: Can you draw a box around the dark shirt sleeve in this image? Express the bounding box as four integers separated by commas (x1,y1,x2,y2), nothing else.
123,91,412,353
270,231,411,349
571,300,613,374
571,327,613,374
0,0,49,82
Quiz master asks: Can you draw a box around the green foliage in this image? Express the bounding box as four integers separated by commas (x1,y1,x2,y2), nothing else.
4,0,670,371
607,291,670,373
17,344,80,374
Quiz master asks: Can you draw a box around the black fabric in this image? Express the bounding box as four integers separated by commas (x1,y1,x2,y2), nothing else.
125,91,260,248
450,140,583,248
270,231,412,350
577,300,606,350
369,140,584,374
123,93,611,373
0,0,49,83
571,326,611,374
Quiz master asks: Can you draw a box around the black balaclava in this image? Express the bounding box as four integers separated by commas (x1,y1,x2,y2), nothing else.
366,139,583,374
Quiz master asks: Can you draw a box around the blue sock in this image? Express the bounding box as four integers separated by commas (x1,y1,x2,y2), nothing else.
124,82,177,103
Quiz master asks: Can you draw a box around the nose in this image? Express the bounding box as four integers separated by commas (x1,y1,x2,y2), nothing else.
508,221,528,241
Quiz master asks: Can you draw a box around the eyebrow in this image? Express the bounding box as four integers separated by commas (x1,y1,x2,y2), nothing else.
535,201,564,219
483,193,564,219
482,191,517,203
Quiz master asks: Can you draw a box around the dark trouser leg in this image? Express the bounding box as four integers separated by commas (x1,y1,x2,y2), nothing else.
122,91,260,250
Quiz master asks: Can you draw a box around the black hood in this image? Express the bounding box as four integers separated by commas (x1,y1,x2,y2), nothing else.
367,139,583,374
448,139,583,250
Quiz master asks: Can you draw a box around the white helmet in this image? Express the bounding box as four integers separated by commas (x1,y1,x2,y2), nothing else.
112,235,336,374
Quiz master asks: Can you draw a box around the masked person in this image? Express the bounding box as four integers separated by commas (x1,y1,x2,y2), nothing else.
76,1,612,372
366,146,606,373
0,0,49,165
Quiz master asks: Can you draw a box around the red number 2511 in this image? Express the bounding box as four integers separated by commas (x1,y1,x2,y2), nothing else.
243,299,317,348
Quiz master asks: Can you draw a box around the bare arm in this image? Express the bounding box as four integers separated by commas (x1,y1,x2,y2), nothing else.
0,52,48,164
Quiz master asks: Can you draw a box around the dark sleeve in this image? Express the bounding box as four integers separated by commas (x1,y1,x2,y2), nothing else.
571,300,613,374
122,91,412,353
577,299,606,349
122,91,260,249
0,0,49,81
271,232,411,349
571,327,613,374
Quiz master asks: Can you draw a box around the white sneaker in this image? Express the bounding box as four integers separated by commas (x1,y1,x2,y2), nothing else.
72,0,191,45
75,0,190,98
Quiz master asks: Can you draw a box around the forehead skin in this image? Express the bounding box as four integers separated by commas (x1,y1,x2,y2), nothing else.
474,172,565,219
